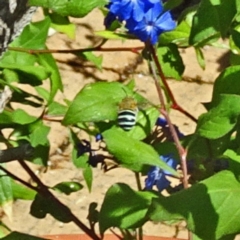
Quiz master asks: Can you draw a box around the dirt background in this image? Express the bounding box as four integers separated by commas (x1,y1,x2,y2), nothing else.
1,8,234,239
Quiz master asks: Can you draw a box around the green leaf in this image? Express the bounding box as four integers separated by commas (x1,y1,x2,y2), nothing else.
73,155,89,168
82,52,103,70
223,149,240,178
189,0,236,45
0,168,13,220
47,101,68,116
52,181,83,195
35,87,50,102
31,145,50,166
12,109,37,125
0,65,50,85
194,47,205,70
0,19,51,85
231,29,240,50
154,141,179,161
69,131,94,191
29,124,50,166
211,66,240,106
157,44,184,80
11,180,36,200
159,20,191,47
10,18,51,49
127,107,159,140
102,128,178,175
186,133,231,162
99,183,157,234
148,171,240,240
30,193,72,222
0,172,13,205
37,53,63,103
196,94,240,139
62,82,130,125
49,12,76,39
29,121,50,147
29,0,107,18
164,0,184,11
230,52,240,66
83,166,93,192
95,31,130,40
0,222,10,238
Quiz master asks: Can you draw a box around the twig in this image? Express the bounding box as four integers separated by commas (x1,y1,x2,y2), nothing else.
0,165,38,192
0,144,34,163
134,172,143,240
0,144,101,240
9,45,143,55
148,44,188,189
149,44,197,123
16,159,101,240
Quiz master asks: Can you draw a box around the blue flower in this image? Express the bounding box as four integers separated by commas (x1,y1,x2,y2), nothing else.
126,3,176,44
145,155,178,192
106,0,159,22
156,117,167,127
95,133,103,142
156,117,184,140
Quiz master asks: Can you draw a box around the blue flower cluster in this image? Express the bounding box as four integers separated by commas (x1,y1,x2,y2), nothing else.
105,0,176,45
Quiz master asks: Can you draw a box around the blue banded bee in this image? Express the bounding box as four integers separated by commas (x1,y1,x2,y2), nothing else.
118,96,138,131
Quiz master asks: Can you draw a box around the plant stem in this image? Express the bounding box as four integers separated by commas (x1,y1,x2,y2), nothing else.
148,44,189,189
10,43,197,123
9,45,143,55
134,172,142,191
134,172,143,240
0,165,38,192
9,159,101,240
149,45,197,123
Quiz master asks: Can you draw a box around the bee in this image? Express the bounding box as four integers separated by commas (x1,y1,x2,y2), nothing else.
118,96,138,131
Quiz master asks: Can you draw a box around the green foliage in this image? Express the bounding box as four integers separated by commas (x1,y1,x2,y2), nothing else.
148,171,240,239
63,82,125,124
0,170,13,208
196,94,240,139
102,128,178,175
157,44,185,80
29,0,107,17
189,0,237,45
0,0,240,239
99,183,157,234
52,181,83,195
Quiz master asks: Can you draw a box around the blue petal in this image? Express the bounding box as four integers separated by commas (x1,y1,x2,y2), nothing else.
155,11,176,32
156,175,171,192
132,1,145,22
95,133,103,142
144,2,163,21
156,117,168,127
117,1,133,20
109,2,121,14
145,166,160,190
160,155,178,175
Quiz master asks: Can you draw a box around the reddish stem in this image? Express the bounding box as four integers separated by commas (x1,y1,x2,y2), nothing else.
9,45,144,55
149,45,197,123
148,44,188,189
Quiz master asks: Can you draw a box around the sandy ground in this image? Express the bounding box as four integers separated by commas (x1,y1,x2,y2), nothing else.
1,8,231,239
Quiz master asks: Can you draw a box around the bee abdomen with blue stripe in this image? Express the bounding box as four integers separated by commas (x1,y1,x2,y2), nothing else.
118,96,138,131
